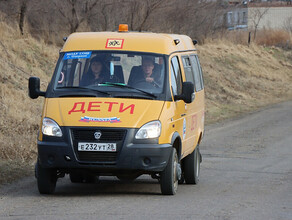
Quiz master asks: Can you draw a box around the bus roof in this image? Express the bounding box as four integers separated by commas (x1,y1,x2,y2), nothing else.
61,31,196,55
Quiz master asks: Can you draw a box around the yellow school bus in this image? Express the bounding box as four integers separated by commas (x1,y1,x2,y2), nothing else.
29,24,205,195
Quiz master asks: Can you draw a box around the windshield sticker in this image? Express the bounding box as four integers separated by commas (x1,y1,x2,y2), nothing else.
79,116,121,123
105,39,124,49
58,72,64,84
63,51,92,60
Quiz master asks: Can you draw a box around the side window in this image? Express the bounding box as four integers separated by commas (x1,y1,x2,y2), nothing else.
182,56,195,85
170,56,182,96
170,64,178,96
196,56,204,89
190,55,202,92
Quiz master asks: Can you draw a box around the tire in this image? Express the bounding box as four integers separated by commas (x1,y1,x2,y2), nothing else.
184,146,200,184
160,148,179,195
36,162,57,194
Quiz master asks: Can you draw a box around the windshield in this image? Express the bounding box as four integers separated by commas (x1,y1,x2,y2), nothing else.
54,51,166,97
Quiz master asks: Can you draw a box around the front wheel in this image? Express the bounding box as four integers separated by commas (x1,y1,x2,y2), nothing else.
184,146,201,184
160,148,179,195
36,162,57,194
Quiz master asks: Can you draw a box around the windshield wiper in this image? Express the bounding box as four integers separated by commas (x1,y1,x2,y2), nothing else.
57,86,111,96
101,82,157,98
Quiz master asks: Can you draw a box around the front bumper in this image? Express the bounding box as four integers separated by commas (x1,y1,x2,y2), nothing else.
37,127,172,173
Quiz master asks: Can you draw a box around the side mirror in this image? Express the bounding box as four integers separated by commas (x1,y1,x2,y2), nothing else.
28,77,46,99
175,82,195,104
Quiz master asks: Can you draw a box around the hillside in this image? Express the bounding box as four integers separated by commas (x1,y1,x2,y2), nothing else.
198,41,292,123
0,21,292,184
0,22,58,183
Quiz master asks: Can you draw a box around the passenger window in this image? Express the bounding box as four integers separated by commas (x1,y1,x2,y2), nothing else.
196,56,204,89
170,65,178,96
190,55,202,92
171,56,182,95
182,56,195,85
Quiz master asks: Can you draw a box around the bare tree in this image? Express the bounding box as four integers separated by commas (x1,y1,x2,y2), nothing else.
98,1,117,31
0,0,30,33
195,1,223,40
100,3,110,31
128,0,140,31
283,16,292,33
249,7,269,40
18,0,27,35
0,0,234,43
138,0,167,32
124,0,168,32
53,0,100,33
164,0,216,40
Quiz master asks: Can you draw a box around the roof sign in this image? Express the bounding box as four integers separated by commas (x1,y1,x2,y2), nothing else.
105,39,124,49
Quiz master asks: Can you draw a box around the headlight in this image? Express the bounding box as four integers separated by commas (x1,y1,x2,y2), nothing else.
135,121,161,139
42,118,62,137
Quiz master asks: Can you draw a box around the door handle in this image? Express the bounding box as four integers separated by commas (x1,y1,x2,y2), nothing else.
181,113,186,117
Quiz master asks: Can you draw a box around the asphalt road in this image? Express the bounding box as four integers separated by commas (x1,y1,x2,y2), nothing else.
0,101,291,220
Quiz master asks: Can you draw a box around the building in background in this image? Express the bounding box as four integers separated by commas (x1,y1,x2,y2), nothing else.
223,0,292,30
247,5,292,30
224,3,248,30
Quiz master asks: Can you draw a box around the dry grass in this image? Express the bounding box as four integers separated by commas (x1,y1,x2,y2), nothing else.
198,40,292,123
218,29,292,49
0,21,58,163
0,160,33,185
256,29,292,48
0,21,59,185
0,21,292,185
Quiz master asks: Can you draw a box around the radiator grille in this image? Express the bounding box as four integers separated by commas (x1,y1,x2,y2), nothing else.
72,129,126,141
71,128,126,163
77,152,118,162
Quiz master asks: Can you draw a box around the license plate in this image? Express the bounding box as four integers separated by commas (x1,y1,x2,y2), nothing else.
78,143,117,152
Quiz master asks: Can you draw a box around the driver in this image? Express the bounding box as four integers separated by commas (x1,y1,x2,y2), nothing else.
128,56,161,87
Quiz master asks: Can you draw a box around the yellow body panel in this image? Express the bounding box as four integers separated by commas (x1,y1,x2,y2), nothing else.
157,92,204,157
38,98,48,141
61,32,195,55
39,30,205,160
158,100,185,144
183,90,205,157
44,97,164,128
159,52,205,159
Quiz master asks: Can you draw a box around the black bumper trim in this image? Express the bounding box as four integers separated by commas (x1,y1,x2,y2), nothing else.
37,141,172,173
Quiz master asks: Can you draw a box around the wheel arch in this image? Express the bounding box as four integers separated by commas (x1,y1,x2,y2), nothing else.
171,132,182,161
197,131,203,146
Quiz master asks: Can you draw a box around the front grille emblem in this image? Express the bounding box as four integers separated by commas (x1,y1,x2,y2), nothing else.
94,131,102,140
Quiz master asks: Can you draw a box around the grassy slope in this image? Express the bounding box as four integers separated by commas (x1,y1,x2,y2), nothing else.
0,21,292,185
0,22,58,184
198,41,292,123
